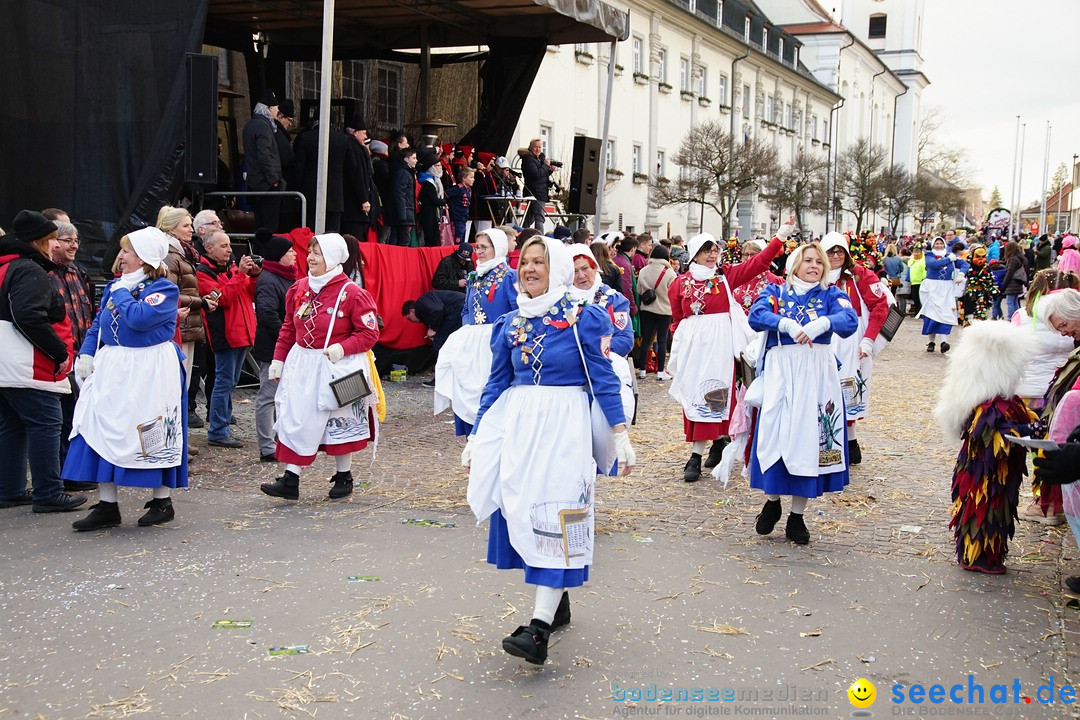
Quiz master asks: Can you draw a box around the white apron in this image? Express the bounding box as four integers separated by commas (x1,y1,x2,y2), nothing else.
611,354,636,425
831,301,872,421
755,343,847,477
275,346,374,457
468,386,596,569
917,278,958,327
434,323,493,425
70,343,184,468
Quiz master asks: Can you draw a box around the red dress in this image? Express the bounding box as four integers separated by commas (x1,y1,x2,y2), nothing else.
668,238,784,441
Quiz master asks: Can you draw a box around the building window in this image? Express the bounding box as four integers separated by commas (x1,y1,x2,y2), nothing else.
657,48,667,83
742,83,751,118
632,144,642,174
575,42,588,54
299,61,321,98
766,94,774,122
868,14,887,39
823,119,829,142
762,27,768,51
744,16,751,42
656,150,666,178
540,124,552,155
779,38,784,61
718,73,728,105
812,114,819,140
632,37,643,74
376,66,401,127
606,139,617,169
785,102,793,128
344,60,365,105
698,66,708,98
680,57,690,92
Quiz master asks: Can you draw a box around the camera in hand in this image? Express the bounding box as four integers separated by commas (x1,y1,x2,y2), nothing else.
549,160,564,168
249,255,264,267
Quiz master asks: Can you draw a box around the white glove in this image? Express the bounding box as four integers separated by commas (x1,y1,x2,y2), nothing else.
268,359,284,381
775,218,797,242
802,317,831,340
777,318,803,340
75,354,94,381
859,337,876,358
461,437,474,468
324,343,345,363
613,430,636,472
948,253,957,262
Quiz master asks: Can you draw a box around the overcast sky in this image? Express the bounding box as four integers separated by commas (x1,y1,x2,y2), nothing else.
920,0,1080,209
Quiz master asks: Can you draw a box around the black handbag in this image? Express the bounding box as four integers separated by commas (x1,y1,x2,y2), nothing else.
323,284,374,407
878,304,905,342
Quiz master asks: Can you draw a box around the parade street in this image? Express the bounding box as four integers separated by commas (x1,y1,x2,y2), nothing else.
2,321,1076,719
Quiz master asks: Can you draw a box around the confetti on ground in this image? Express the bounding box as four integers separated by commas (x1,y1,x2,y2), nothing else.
86,687,152,718
212,620,252,629
402,518,456,528
799,628,822,638
347,575,381,583
694,622,747,636
899,524,923,534
631,534,653,543
268,645,310,657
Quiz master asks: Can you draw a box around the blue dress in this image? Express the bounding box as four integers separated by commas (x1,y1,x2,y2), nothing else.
746,283,858,498
474,295,624,587
920,253,957,335
62,277,189,489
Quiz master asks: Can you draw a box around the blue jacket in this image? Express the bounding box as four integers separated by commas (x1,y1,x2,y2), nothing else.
82,277,178,354
474,296,625,433
748,283,858,350
923,253,955,281
446,184,472,223
585,284,634,357
462,262,518,326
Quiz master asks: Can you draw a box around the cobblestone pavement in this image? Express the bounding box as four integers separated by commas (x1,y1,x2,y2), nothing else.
2,320,1078,719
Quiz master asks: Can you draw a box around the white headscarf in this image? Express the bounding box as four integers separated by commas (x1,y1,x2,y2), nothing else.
475,228,508,276
516,236,574,318
127,227,169,271
567,245,602,303
308,232,348,294
687,232,718,281
819,231,848,285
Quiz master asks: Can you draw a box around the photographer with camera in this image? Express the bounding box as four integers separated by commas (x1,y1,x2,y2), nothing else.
521,138,557,231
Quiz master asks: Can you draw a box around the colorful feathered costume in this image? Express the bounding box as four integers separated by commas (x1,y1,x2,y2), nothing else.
935,320,1037,574
720,237,742,266
961,245,999,326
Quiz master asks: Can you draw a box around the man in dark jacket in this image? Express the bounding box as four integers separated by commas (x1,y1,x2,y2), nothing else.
274,99,300,232
343,114,380,242
251,232,296,462
520,138,553,230
432,242,474,293
402,290,466,386
242,89,284,233
293,119,351,233
388,147,419,246
0,210,86,512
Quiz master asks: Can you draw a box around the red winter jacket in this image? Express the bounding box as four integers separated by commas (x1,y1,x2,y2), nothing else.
196,258,257,351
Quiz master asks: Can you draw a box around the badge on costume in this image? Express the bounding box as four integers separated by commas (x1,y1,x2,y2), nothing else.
613,311,629,330
870,282,885,298
143,292,166,306
296,301,311,318
806,307,819,321
838,298,852,309
600,335,612,358
361,311,378,330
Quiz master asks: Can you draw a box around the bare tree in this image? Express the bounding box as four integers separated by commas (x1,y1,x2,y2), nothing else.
917,105,974,186
836,138,888,233
913,169,965,234
650,119,778,238
761,149,829,232
878,164,917,236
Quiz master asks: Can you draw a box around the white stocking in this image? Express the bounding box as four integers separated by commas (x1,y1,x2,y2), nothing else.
285,463,302,476
98,482,118,503
532,585,564,625
766,494,780,502
335,453,352,473
153,486,171,500
691,440,707,455
790,496,808,514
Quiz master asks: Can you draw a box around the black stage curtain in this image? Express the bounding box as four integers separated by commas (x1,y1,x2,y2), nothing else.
458,38,547,157
0,0,209,274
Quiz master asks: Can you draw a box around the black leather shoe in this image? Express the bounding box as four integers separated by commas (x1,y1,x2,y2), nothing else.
230,416,238,425
188,414,205,429
33,492,88,513
683,453,702,483
72,501,121,531
0,490,33,508
551,591,571,630
64,480,98,492
755,499,782,535
1066,576,1080,594
502,622,550,665
328,471,354,499
940,341,950,354
138,498,175,526
261,471,300,500
785,513,810,545
260,454,278,463
847,439,862,465
703,437,729,469
926,342,935,353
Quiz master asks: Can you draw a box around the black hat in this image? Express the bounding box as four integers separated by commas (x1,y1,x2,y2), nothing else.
263,235,293,262
456,241,473,260
278,99,295,118
347,113,367,132
553,225,573,240
12,210,57,244
417,149,439,172
257,88,279,107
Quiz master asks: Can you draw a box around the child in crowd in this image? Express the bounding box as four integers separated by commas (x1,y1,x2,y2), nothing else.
447,166,475,243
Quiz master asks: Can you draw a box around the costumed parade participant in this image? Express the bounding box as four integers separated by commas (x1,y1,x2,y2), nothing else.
960,244,999,326
732,239,783,311
667,219,790,481
261,233,381,501
463,236,636,666
918,236,959,353
434,228,518,436
746,242,858,544
819,232,889,465
568,244,636,432
720,236,742,266
935,321,1037,574
66,228,187,530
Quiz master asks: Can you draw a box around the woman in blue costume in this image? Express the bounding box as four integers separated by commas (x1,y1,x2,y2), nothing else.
568,244,636,428
463,236,637,665
65,227,187,530
746,242,858,545
917,236,959,353
434,228,518,436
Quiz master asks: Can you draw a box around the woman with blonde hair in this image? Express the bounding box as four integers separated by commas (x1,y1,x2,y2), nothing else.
746,242,858,544
158,206,206,418
65,227,188,529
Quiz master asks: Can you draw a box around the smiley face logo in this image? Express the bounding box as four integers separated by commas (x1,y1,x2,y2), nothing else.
848,678,876,708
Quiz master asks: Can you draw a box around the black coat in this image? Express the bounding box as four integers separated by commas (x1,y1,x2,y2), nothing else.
414,290,465,351
241,113,282,191
252,266,294,362
520,152,552,201
0,234,69,368
432,253,473,292
343,135,381,225
372,156,391,212
293,123,350,216
388,156,417,226
418,177,447,247
1002,253,1027,296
